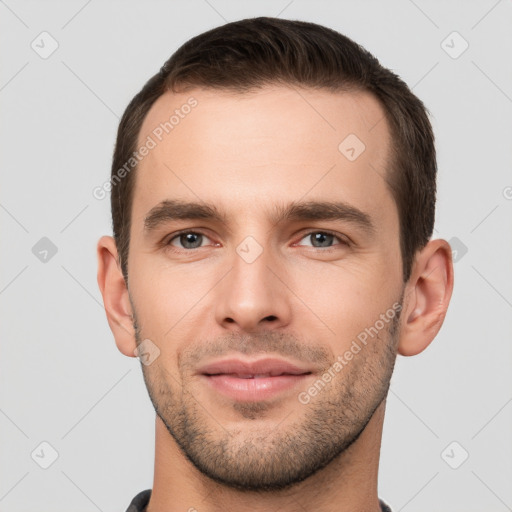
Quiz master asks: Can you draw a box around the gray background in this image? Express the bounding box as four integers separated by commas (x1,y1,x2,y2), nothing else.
1,1,511,511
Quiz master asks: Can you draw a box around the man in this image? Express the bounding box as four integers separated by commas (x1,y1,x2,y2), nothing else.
97,17,453,512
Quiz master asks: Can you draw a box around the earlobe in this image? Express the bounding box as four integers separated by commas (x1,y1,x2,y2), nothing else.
96,235,137,358
398,239,454,356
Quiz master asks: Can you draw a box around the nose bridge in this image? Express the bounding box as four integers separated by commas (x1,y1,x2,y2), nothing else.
214,233,291,332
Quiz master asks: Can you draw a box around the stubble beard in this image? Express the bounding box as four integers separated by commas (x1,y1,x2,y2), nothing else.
133,300,402,492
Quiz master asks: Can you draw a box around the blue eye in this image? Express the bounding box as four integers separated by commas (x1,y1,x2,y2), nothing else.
164,229,349,252
167,231,212,250
297,231,348,248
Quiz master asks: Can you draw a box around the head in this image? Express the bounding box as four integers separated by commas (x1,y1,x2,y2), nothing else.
97,17,453,491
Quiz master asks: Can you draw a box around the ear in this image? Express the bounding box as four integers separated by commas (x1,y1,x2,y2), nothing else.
96,235,137,358
398,239,454,356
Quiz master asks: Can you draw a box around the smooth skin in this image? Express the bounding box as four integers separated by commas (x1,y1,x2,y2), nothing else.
97,85,453,512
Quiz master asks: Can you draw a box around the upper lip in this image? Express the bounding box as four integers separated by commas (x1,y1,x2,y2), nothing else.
198,357,312,377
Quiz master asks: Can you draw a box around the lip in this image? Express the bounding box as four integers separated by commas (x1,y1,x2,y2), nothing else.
198,357,313,402
198,357,311,377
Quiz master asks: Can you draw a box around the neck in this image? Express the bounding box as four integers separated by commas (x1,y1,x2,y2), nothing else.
146,399,387,512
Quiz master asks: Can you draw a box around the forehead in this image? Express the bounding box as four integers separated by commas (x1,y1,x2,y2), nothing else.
132,85,394,229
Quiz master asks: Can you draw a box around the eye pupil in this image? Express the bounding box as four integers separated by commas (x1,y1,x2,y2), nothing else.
181,233,202,249
311,232,333,247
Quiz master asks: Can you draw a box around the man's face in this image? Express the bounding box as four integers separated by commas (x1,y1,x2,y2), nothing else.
127,85,404,490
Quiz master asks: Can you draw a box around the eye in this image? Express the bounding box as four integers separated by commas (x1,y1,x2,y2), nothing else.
163,229,349,252
166,231,214,250
296,230,349,249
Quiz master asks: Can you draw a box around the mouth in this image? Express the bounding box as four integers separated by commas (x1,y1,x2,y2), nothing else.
198,357,313,402
207,372,310,378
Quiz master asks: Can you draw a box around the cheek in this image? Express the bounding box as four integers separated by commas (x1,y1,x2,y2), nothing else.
287,258,401,347
129,255,212,341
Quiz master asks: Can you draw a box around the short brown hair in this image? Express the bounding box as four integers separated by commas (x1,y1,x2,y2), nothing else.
110,16,436,283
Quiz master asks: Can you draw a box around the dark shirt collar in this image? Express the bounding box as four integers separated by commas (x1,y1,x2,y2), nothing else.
126,489,393,512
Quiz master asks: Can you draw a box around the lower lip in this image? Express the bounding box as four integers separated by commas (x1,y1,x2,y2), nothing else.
202,374,311,401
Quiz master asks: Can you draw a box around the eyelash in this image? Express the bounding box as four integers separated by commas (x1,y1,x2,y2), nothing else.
164,229,350,252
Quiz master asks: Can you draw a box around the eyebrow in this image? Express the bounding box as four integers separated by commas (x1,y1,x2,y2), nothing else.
143,199,375,236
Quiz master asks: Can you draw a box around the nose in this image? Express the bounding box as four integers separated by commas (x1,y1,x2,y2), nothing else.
214,241,293,334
